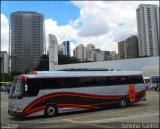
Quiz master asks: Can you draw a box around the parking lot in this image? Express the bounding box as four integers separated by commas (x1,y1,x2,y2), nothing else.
1,91,159,128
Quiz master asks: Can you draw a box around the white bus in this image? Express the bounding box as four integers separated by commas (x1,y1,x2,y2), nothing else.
8,71,146,117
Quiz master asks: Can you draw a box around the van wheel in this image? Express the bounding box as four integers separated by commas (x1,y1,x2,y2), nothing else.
44,104,57,117
119,98,128,108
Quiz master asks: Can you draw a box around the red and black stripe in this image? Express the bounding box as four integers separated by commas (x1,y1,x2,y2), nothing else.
22,90,146,116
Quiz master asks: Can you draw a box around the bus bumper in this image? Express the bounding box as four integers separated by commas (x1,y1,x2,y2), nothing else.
8,110,26,117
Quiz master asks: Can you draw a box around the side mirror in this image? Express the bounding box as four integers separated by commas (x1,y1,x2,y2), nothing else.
25,84,28,92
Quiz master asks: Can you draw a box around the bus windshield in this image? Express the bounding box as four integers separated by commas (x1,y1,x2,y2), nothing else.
9,78,24,99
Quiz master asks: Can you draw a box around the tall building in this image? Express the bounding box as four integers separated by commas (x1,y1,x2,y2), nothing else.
110,51,117,60
73,44,87,61
118,36,139,59
136,4,159,57
49,34,58,71
86,44,95,61
92,49,105,62
118,41,125,59
58,41,70,56
10,11,44,72
0,51,9,73
102,51,110,61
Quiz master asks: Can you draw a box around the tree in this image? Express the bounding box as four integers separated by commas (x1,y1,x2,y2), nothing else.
1,73,12,82
34,53,80,71
11,71,22,76
34,54,49,71
58,53,80,65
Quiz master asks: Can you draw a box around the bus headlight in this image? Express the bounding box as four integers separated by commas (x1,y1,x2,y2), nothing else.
16,106,22,111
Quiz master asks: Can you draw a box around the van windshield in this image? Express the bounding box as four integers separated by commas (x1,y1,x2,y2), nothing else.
151,76,160,84
9,78,24,99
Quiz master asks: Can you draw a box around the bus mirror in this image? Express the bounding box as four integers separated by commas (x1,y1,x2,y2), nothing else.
25,84,28,92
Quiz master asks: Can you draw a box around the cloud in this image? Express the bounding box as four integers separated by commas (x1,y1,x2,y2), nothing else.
71,1,159,48
78,7,110,37
1,13,9,52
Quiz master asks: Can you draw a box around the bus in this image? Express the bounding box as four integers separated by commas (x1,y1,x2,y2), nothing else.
8,71,146,117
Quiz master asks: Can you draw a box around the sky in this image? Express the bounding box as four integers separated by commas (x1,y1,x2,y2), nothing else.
1,1,159,56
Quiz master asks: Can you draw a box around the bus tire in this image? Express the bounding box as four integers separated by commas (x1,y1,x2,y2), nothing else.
119,97,128,108
44,104,58,117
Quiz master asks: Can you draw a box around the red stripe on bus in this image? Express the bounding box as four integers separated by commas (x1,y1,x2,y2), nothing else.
23,91,146,115
23,90,145,112
25,104,100,116
135,93,146,102
57,104,100,109
26,106,45,115
136,90,146,96
23,92,121,112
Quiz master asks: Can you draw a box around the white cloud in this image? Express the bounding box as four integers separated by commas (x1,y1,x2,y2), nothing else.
1,13,9,52
78,7,110,37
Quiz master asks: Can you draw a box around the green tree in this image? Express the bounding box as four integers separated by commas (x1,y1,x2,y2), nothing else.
11,71,22,76
34,54,49,71
58,53,80,65
34,53,80,71
1,73,12,82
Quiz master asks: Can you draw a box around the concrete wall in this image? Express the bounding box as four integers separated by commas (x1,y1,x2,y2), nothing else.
52,56,159,77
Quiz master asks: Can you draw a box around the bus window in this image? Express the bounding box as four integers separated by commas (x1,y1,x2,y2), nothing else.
63,78,80,88
26,79,41,96
79,77,103,87
40,78,65,89
104,76,130,86
130,75,144,84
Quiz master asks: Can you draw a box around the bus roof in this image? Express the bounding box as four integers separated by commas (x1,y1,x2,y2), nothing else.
19,71,142,79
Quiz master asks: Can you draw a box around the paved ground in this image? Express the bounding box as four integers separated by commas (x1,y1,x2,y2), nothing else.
1,91,159,128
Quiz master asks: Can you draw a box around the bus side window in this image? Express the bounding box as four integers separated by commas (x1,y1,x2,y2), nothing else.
119,76,130,85
26,79,41,96
79,77,99,87
130,75,143,84
63,78,79,88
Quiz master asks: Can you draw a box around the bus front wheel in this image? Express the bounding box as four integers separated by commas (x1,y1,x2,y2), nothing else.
44,104,58,117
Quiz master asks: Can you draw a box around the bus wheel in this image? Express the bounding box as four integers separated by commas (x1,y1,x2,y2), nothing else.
119,98,128,108
44,104,57,117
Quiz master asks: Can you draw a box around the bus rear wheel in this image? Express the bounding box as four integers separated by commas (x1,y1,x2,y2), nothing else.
44,104,58,117
119,98,128,108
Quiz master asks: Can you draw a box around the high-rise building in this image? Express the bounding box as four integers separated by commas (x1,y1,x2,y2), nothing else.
110,51,117,60
0,51,9,73
124,36,139,59
92,49,105,62
10,11,44,72
58,41,70,56
118,35,139,59
118,41,125,59
73,44,87,61
136,4,159,57
49,34,58,71
86,44,95,61
103,51,111,61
